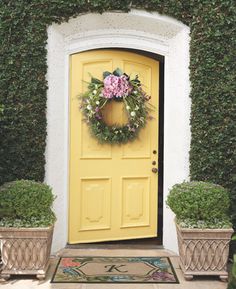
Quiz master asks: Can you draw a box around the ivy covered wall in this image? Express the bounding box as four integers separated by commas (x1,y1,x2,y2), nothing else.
0,0,235,227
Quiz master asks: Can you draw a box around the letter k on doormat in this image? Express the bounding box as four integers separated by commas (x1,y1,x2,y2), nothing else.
51,256,179,283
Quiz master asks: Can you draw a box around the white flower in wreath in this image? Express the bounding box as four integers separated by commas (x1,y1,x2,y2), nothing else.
96,101,100,105
126,105,130,110
93,90,97,95
130,111,136,117
87,104,92,110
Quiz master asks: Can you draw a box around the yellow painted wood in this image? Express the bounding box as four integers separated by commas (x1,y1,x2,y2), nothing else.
69,50,159,243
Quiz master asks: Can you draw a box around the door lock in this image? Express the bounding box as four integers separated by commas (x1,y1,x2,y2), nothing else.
152,168,158,173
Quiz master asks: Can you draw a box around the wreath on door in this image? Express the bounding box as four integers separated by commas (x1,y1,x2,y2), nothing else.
80,68,153,144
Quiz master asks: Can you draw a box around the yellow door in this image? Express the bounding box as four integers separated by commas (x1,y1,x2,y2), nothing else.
69,50,159,243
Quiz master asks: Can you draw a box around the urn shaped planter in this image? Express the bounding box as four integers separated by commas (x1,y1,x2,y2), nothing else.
176,222,233,281
0,226,54,280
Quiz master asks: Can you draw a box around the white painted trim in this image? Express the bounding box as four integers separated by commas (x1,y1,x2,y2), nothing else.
66,30,169,56
45,10,191,254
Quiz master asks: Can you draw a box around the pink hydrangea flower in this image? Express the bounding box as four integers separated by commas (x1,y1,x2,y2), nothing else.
102,74,131,98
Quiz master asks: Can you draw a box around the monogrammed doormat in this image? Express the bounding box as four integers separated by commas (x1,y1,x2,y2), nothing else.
51,256,179,283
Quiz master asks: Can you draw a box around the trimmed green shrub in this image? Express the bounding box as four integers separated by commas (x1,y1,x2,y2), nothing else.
0,1,235,229
166,181,232,228
228,254,236,289
0,180,56,227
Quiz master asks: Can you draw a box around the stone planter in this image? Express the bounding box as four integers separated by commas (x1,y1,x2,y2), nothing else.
176,222,233,281
0,225,53,280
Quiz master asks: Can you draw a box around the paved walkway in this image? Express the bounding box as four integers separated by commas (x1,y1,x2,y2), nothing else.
0,249,228,289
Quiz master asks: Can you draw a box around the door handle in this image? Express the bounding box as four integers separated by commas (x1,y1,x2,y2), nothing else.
152,168,158,174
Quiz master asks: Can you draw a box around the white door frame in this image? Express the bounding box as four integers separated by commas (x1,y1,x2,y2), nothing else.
45,9,191,253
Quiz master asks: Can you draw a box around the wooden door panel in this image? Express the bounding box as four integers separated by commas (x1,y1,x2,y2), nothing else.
79,178,111,231
80,60,113,159
123,62,152,95
69,50,159,243
121,177,150,228
80,123,112,159
121,130,151,159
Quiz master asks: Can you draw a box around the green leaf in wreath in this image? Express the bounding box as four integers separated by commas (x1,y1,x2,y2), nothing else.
113,68,123,76
91,77,103,84
103,71,111,78
133,75,141,84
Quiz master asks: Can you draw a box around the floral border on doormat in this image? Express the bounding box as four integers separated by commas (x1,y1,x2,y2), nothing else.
51,256,179,283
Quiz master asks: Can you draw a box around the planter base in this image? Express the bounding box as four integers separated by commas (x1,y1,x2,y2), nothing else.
36,273,46,280
183,274,228,282
0,260,49,281
219,275,228,282
184,274,193,281
181,267,229,282
0,274,10,281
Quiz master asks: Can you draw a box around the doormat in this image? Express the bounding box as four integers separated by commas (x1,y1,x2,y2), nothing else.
51,256,179,283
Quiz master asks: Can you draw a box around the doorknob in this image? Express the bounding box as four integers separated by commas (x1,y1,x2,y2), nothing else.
152,168,158,173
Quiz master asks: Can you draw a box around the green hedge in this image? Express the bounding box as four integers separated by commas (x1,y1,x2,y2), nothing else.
228,255,236,289
0,1,235,227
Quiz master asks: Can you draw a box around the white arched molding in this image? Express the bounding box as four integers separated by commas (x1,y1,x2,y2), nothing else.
45,9,191,253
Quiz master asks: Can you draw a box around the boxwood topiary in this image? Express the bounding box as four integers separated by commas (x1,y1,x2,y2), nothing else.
0,180,56,227
166,181,232,229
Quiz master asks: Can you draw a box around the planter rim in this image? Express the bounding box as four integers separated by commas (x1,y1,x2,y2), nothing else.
0,224,54,231
175,219,234,233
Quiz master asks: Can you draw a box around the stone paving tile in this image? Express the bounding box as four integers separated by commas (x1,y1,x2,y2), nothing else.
57,248,177,257
154,257,228,289
0,252,229,289
155,278,228,289
84,284,155,289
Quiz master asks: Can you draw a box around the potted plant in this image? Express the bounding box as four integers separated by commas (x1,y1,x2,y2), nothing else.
166,181,233,281
0,180,56,280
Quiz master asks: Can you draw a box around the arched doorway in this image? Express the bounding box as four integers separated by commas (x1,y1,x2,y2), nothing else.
46,10,190,253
